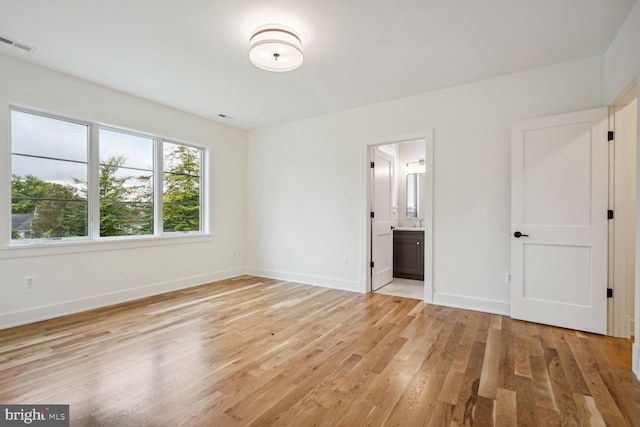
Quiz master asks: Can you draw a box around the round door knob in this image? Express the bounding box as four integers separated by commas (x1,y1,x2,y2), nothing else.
514,231,529,238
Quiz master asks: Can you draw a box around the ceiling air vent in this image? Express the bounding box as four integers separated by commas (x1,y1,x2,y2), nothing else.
0,35,36,52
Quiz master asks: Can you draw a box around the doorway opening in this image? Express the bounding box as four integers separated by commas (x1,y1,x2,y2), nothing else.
367,134,433,301
609,88,637,339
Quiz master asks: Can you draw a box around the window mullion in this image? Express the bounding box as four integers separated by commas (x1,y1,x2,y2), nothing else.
88,124,100,240
201,148,207,233
154,139,163,236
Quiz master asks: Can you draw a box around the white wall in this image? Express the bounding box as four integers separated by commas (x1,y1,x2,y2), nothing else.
0,55,248,328
604,1,640,104
604,0,640,378
247,56,605,314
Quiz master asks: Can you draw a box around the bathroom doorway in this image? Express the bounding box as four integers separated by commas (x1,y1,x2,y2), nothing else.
367,134,434,301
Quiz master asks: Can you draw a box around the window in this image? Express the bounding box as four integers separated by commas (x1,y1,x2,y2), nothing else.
11,110,89,239
163,142,202,232
10,109,206,243
99,128,154,237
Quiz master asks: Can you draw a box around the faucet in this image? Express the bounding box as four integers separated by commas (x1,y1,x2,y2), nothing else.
418,217,424,228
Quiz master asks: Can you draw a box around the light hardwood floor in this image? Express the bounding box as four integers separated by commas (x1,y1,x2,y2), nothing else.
1,275,638,426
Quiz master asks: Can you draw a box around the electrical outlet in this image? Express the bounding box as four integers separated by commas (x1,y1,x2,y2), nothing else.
504,272,511,283
24,276,35,289
343,257,350,266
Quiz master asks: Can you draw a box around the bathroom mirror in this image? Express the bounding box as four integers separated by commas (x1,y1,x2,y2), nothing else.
406,173,426,218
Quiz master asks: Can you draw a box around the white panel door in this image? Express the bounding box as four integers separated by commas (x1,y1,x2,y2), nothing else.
372,148,394,291
511,108,608,334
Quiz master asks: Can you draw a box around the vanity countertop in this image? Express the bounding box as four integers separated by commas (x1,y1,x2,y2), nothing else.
393,227,425,231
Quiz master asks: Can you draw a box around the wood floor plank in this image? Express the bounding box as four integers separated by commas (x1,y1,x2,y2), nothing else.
438,369,465,405
382,356,451,426
544,347,582,426
565,334,626,423
495,387,517,427
514,374,541,427
510,319,533,379
451,340,485,424
530,354,557,410
536,405,562,427
1,275,639,426
335,350,425,426
573,394,607,427
473,395,495,426
554,332,593,396
450,312,481,374
478,327,501,400
427,401,455,427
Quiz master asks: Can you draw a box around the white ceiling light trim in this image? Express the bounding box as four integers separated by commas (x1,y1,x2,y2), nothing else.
249,24,303,72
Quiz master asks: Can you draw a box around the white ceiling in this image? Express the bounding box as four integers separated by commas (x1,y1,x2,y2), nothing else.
0,0,636,129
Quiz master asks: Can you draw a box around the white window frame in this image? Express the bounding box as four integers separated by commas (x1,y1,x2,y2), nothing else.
8,107,209,247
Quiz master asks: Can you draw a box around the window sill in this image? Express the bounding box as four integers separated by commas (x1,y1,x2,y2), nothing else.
0,233,215,259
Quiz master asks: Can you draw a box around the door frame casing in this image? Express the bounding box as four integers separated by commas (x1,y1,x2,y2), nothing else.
608,97,637,338
363,130,434,303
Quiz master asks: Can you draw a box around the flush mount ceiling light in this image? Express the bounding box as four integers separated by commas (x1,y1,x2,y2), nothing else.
249,24,303,72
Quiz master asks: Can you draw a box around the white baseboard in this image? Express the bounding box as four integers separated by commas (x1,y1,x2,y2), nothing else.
0,268,246,330
633,343,640,379
432,291,510,316
246,267,360,293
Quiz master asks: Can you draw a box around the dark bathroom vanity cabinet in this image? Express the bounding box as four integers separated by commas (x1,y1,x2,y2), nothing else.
393,229,424,280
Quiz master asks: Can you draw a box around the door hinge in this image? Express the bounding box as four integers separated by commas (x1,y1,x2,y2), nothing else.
370,161,375,168
608,131,614,141
607,288,613,298
370,211,375,218
608,209,614,220
370,261,375,268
